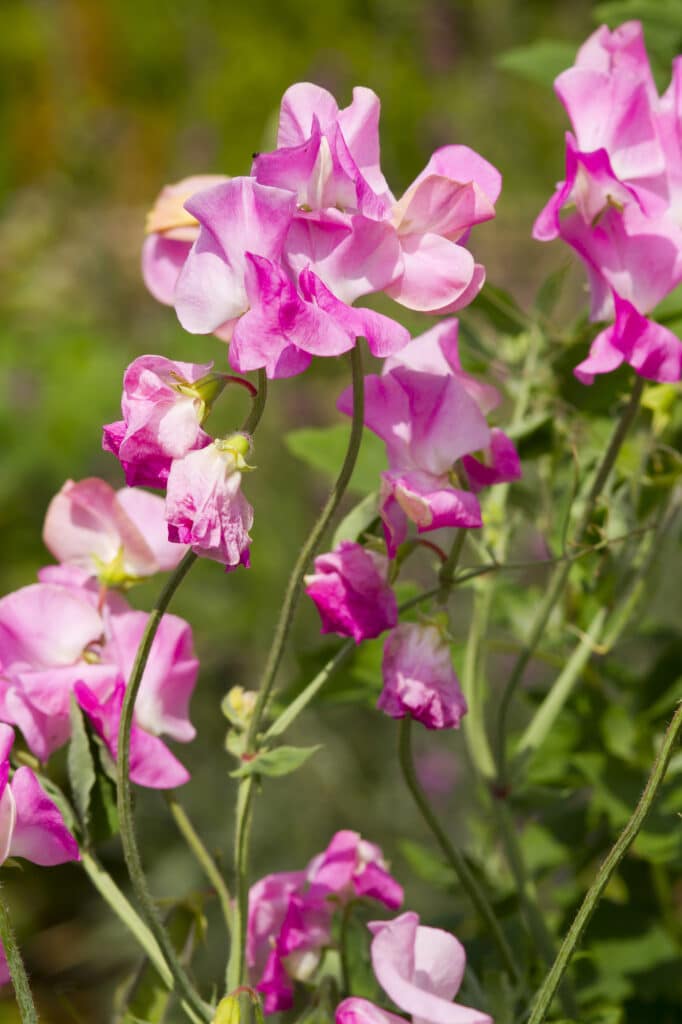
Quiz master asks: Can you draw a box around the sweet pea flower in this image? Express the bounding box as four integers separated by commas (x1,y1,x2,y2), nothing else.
103,355,216,488
304,542,398,643
142,174,230,305
0,582,198,761
165,434,254,567
337,911,492,1024
379,624,467,730
248,831,403,1014
307,830,403,910
384,146,501,314
0,724,79,867
43,478,186,585
75,680,190,789
339,366,489,556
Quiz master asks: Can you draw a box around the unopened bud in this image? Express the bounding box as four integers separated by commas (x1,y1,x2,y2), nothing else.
221,686,257,730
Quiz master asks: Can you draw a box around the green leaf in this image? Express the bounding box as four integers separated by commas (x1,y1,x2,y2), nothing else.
285,425,386,495
398,839,455,888
534,262,570,316
331,491,379,547
469,283,527,335
496,39,578,88
67,696,96,832
230,744,322,778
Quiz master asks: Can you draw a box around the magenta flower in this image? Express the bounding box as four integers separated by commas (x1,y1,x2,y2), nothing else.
75,680,190,789
247,831,403,1014
43,477,186,585
142,175,230,305
165,434,254,567
379,624,467,730
0,724,79,866
103,355,215,488
307,830,403,909
385,146,501,314
304,542,398,643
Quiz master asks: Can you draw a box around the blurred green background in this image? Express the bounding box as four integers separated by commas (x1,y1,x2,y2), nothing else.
2,1,682,1022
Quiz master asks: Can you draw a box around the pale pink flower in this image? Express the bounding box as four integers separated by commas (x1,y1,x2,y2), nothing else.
142,174,230,305
165,434,254,567
43,477,186,584
379,624,467,730
304,542,397,643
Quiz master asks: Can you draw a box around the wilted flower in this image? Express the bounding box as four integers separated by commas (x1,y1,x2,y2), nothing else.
379,624,467,730
304,541,397,643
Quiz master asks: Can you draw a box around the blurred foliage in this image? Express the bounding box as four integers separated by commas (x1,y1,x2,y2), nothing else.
1,0,682,1022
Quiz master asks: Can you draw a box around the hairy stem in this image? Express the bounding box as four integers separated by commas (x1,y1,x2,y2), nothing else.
116,550,212,1022
398,717,522,985
0,887,38,1024
528,701,682,1024
228,345,365,991
494,376,645,785
165,793,233,937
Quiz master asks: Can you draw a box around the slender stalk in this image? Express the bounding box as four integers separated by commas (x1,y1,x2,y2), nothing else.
528,701,682,1024
438,529,466,600
398,717,522,985
339,900,355,996
0,888,38,1024
228,346,365,990
116,550,212,1022
462,584,496,778
494,376,645,785
264,639,355,741
493,802,577,1018
242,370,267,434
80,851,172,988
165,793,234,937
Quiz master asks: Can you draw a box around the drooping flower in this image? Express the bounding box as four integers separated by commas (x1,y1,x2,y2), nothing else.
0,724,79,866
165,433,254,567
142,174,230,305
43,478,186,585
379,624,467,730
335,911,492,1024
304,542,398,643
103,355,216,488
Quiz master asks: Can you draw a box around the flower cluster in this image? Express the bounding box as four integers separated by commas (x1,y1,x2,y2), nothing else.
247,830,403,1012
142,84,500,379
534,20,682,383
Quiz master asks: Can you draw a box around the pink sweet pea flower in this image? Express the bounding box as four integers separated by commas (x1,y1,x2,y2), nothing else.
379,624,467,730
0,724,79,866
142,175,230,305
575,291,682,384
339,366,489,556
103,355,215,489
308,830,403,910
173,177,297,337
0,583,119,759
74,680,189,789
165,434,254,567
43,478,187,585
304,542,398,643
385,146,501,314
365,911,491,1024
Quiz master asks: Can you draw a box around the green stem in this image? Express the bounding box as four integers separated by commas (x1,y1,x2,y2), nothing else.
80,851,173,988
398,717,522,985
116,550,212,1022
528,701,682,1024
493,802,577,1018
495,376,645,785
264,639,355,741
339,900,355,997
228,346,365,991
242,370,267,434
462,584,496,778
0,887,38,1024
165,793,234,937
437,529,466,601
516,608,607,758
